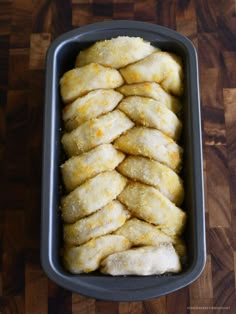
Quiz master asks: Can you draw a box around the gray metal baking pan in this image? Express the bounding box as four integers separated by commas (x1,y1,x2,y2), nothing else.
41,20,206,301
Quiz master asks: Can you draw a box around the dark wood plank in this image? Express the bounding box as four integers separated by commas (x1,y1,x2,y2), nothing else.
2,251,25,296
119,302,143,314
10,0,32,48
29,33,51,70
166,288,189,314
156,0,176,29
143,296,166,314
221,51,236,88
72,294,96,314
0,296,25,314
8,48,29,89
206,146,231,228
51,0,72,39
223,88,236,250
134,0,157,23
25,257,48,314
96,300,119,314
0,2,11,36
209,228,235,311
32,0,52,33
113,3,134,19
189,254,213,313
196,0,217,32
0,35,9,89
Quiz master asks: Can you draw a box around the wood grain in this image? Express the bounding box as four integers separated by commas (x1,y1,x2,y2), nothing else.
0,0,236,313
224,88,236,251
143,297,166,314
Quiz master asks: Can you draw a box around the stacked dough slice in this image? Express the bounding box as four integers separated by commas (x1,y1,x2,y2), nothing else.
60,37,186,276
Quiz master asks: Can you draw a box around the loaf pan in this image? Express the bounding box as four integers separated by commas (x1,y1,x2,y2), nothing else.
41,20,206,301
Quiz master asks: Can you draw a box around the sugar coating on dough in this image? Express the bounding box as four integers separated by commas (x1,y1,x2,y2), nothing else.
118,182,186,236
62,110,134,157
75,36,157,69
101,244,182,275
61,144,125,191
60,37,186,276
114,127,183,172
64,200,130,245
60,63,124,103
61,170,127,223
114,218,174,246
63,89,123,131
118,96,182,140
120,52,183,96
63,235,131,273
117,156,184,205
117,82,181,114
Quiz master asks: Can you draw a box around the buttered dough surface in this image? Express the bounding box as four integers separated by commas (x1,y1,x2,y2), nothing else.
117,155,184,205
114,127,183,172
75,36,157,69
120,51,183,96
61,144,125,191
61,110,134,157
117,82,181,114
60,63,124,103
63,89,123,131
118,182,186,236
118,96,182,140
64,235,131,273
101,244,181,276
59,36,186,276
61,170,127,223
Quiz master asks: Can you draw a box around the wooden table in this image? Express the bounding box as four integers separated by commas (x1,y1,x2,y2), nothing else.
0,1,235,313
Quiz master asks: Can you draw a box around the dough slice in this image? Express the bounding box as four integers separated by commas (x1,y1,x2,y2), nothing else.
61,170,127,223
101,244,181,275
114,218,186,258
64,235,131,273
117,156,184,205
75,36,157,69
117,82,181,114
118,96,182,140
114,127,183,172
61,144,125,192
114,218,174,246
64,200,130,245
60,63,124,103
62,110,134,157
63,89,123,131
118,182,186,236
120,52,183,96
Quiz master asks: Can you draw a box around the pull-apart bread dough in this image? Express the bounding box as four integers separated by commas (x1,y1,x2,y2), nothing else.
114,218,174,246
63,89,123,131
75,36,157,69
117,156,184,206
117,82,181,114
114,127,183,173
118,96,182,140
61,144,125,192
60,63,124,103
64,235,131,273
114,218,186,257
59,36,186,276
62,110,134,157
64,200,130,246
61,170,127,223
101,244,181,276
120,51,183,96
118,182,186,236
